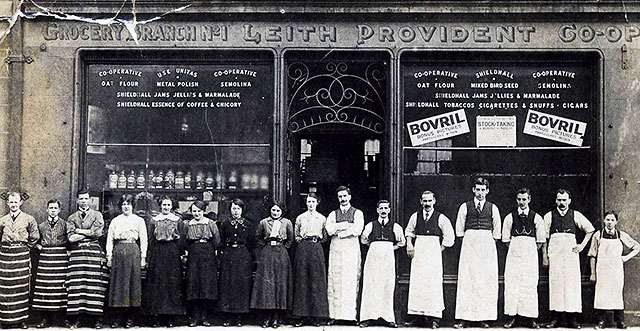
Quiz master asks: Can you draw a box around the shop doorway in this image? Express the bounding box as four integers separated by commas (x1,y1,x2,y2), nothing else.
284,50,390,219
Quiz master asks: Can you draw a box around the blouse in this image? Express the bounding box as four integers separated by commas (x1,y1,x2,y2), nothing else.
255,217,294,249
219,217,253,247
106,213,148,260
185,217,221,243
151,213,182,241
294,211,327,243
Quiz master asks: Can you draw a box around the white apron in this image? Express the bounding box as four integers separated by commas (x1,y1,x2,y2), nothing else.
360,241,396,323
503,236,539,318
327,236,361,321
548,233,582,312
594,233,624,309
455,229,498,321
408,236,444,318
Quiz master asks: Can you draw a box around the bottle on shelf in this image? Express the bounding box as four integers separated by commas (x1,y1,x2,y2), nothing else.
215,172,223,190
155,170,165,189
228,170,238,190
205,172,215,190
165,169,175,189
108,170,118,189
127,170,136,189
117,170,127,189
175,171,185,190
260,174,269,190
184,171,192,189
195,171,204,190
147,170,155,189
241,173,251,190
136,170,146,189
251,173,259,190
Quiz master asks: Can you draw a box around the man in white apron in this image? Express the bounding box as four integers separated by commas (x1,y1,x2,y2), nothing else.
542,189,594,329
501,188,545,329
359,200,405,328
404,190,454,328
453,177,501,329
325,186,364,325
588,210,640,329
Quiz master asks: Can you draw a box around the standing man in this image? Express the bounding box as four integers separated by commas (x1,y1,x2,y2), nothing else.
543,189,594,329
325,186,364,325
453,177,501,329
405,190,455,328
0,192,40,329
33,199,70,328
66,189,109,329
359,200,405,328
501,188,545,329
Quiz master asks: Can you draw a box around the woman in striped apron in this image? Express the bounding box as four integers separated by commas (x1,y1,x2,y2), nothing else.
106,194,148,328
0,191,40,329
184,200,222,327
33,198,70,328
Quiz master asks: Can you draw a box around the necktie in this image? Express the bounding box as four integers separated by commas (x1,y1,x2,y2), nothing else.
81,211,87,219
49,217,57,227
476,202,482,214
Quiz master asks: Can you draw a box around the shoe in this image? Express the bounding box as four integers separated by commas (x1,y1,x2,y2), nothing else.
167,322,174,328
262,319,271,328
617,322,628,329
223,321,231,327
568,320,581,329
453,321,466,329
294,321,304,327
19,323,28,329
151,320,160,328
530,320,540,329
480,322,490,328
188,320,198,327
546,320,559,328
63,320,72,329
431,320,439,329
403,320,415,327
235,318,242,327
69,321,80,329
359,321,370,328
326,319,335,326
272,319,279,328
387,321,398,328
202,321,211,327
94,321,102,329
504,318,516,329
36,319,48,329
111,321,120,329
595,321,605,329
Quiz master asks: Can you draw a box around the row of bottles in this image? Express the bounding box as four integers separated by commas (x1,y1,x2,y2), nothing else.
107,169,269,191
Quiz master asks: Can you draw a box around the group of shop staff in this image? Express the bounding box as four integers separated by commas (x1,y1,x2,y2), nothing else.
0,177,638,329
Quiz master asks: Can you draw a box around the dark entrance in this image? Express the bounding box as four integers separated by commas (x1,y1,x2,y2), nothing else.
284,50,390,219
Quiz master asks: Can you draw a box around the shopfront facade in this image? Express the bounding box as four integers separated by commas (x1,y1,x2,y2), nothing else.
2,0,640,325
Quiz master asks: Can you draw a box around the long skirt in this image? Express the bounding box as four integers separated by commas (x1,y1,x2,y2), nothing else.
360,241,396,323
250,244,292,310
32,246,69,312
67,242,108,315
292,240,329,318
143,240,185,315
217,246,252,313
455,230,498,321
108,242,142,307
186,241,218,301
0,244,30,324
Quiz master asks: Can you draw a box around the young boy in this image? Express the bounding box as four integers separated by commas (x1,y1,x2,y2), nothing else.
359,200,405,328
0,192,40,329
588,211,640,329
33,199,70,328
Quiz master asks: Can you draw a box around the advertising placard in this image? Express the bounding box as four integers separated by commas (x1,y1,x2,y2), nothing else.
406,109,470,146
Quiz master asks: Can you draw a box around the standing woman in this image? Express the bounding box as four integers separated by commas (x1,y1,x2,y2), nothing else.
218,198,255,327
143,195,186,326
292,193,329,326
184,200,222,327
106,194,148,328
250,201,294,328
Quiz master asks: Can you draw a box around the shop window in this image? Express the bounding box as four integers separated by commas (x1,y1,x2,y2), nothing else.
81,50,274,222
400,50,601,277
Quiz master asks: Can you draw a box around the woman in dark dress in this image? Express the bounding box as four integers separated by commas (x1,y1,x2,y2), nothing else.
217,198,255,327
184,201,222,327
250,201,294,328
143,195,186,327
292,193,329,326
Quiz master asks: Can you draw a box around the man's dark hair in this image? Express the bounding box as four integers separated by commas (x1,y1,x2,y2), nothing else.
473,177,490,189
335,186,351,195
556,188,571,199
